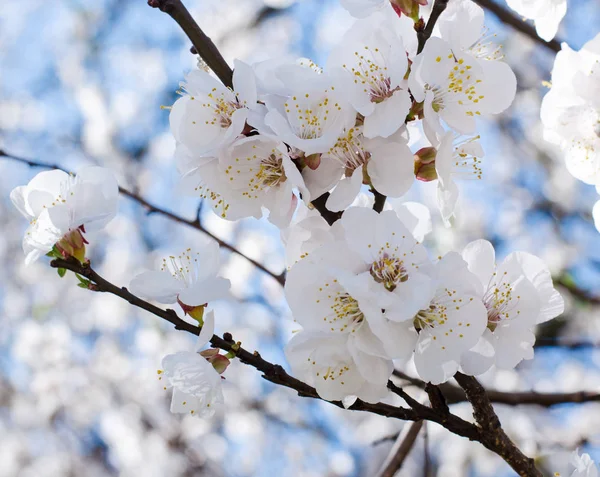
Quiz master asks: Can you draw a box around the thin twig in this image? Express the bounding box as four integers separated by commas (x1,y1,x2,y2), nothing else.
147,0,233,87
454,373,542,476
473,0,562,53
392,370,600,407
0,151,285,286
417,0,450,54
379,420,424,477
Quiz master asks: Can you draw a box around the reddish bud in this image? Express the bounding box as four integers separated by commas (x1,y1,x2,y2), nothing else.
414,147,438,182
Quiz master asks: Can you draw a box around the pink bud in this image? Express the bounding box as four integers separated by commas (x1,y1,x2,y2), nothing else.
414,147,438,182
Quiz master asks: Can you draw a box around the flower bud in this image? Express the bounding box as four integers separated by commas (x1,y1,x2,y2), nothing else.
177,300,206,324
391,0,427,21
56,227,88,263
200,348,231,374
413,147,438,182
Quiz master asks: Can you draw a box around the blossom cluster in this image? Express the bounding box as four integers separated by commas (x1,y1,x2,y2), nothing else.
541,33,600,231
284,206,563,401
171,0,515,228
8,0,565,422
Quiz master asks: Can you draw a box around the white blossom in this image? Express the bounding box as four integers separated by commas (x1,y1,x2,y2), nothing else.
327,13,412,139
505,0,566,42
263,72,357,156
460,240,564,374
568,450,599,477
10,167,118,264
433,132,484,225
303,126,414,212
409,37,516,138
159,311,224,418
412,252,488,384
541,34,600,187
437,0,504,62
129,237,230,318
178,136,308,228
170,59,258,156
285,330,392,403
340,0,387,18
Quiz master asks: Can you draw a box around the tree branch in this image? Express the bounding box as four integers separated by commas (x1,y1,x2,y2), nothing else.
47,258,551,473
372,188,387,214
1,151,285,286
473,0,562,53
49,257,422,422
310,192,344,226
147,0,233,88
393,370,600,407
454,373,542,476
378,420,424,477
417,0,450,54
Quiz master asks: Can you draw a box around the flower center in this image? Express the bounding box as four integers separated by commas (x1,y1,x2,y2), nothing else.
203,88,244,128
468,28,503,61
284,92,341,140
329,292,364,331
256,153,286,188
370,254,408,291
414,303,448,330
482,273,521,331
344,47,397,103
327,127,371,175
428,57,484,117
161,249,202,287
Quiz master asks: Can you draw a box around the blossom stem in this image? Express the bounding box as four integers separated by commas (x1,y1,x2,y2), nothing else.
147,0,233,88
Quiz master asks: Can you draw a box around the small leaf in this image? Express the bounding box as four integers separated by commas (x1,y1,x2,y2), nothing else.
57,268,66,278
77,283,88,289
75,274,90,285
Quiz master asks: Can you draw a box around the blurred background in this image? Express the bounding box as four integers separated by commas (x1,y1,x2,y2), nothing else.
1,0,600,476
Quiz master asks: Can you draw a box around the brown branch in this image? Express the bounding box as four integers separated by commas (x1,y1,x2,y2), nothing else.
49,257,422,422
372,188,387,214
393,371,600,407
417,0,450,54
473,0,562,53
147,0,233,88
454,373,541,476
379,420,424,477
48,257,552,473
0,151,285,286
556,277,600,305
310,192,344,226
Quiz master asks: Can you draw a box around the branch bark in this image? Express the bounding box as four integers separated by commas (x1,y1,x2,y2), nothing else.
473,0,562,53
454,373,542,476
393,370,600,407
148,0,233,88
379,420,424,477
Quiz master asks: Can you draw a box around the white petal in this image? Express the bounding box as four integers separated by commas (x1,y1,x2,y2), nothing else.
129,270,183,304
460,329,495,376
363,90,412,138
196,310,215,350
461,239,496,292
326,166,364,212
233,59,257,107
368,142,414,197
179,277,231,306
